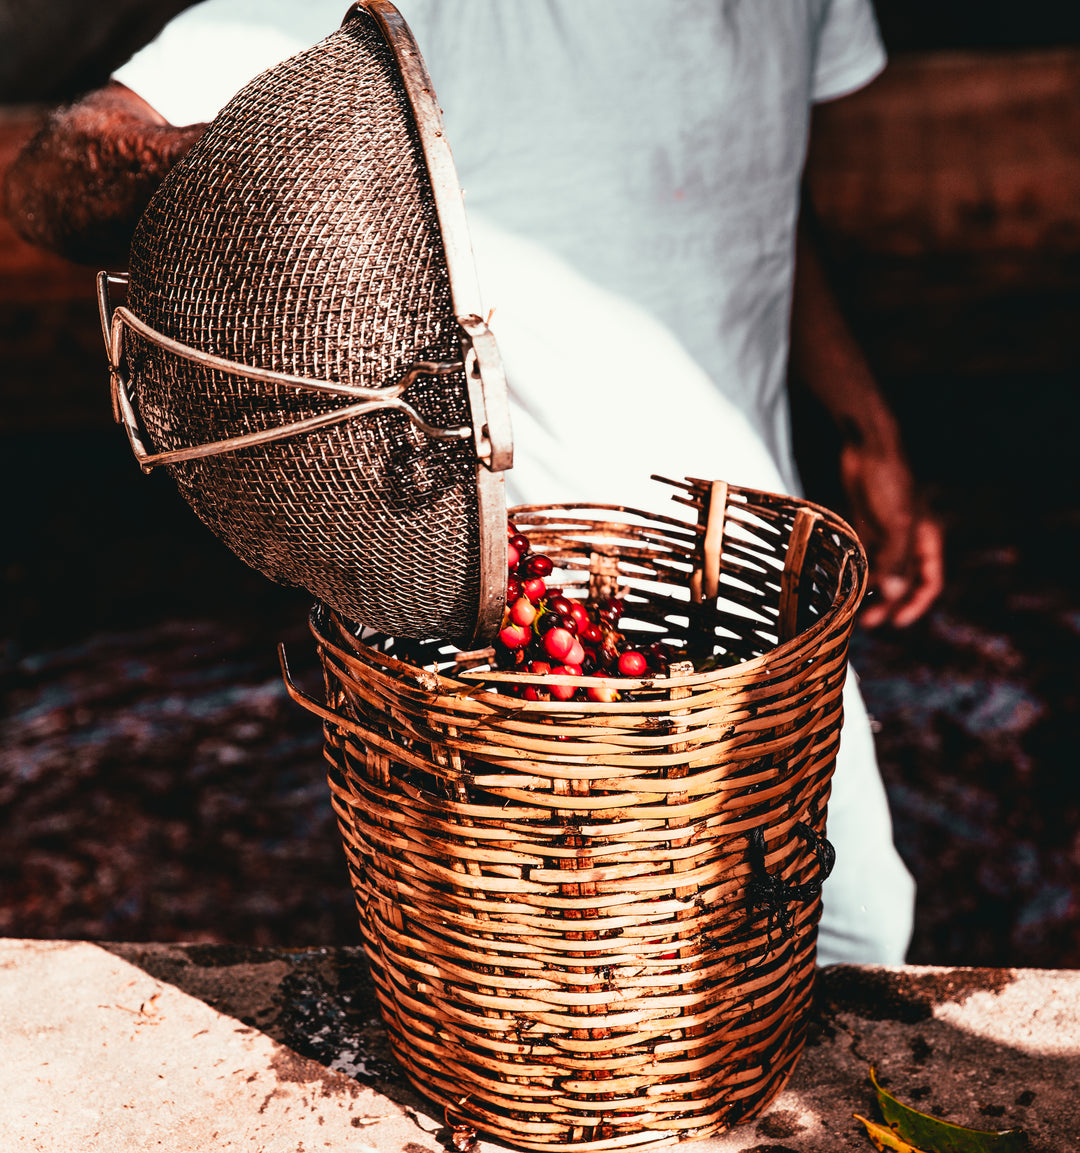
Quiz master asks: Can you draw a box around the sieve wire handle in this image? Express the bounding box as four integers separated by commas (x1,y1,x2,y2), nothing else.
96,271,475,473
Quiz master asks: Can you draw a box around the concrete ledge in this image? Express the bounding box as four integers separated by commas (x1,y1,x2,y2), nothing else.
2,939,1076,1151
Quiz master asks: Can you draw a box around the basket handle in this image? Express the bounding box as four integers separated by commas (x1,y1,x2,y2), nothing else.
746,822,835,943
278,643,345,728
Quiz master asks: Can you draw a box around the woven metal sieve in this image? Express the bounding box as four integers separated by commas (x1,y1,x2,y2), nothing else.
98,0,511,648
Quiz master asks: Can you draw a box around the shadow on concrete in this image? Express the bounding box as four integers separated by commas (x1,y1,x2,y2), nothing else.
97,943,1080,1152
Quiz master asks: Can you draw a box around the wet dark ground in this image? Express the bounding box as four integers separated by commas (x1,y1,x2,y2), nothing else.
1,372,1079,967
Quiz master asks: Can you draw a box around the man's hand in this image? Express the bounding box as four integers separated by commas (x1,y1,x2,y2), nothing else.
838,434,944,628
791,202,944,628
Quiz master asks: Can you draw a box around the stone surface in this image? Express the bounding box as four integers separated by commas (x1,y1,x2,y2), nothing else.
2,939,1077,1152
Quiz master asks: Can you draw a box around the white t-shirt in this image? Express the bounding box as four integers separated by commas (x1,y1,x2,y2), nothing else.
116,0,884,506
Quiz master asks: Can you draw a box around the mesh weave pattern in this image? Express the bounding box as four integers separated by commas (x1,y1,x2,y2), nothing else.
127,8,482,644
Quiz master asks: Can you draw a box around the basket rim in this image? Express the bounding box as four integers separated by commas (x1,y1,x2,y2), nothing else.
310,484,867,702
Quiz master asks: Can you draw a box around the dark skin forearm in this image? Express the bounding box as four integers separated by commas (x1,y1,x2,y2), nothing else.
791,209,905,461
791,202,944,627
2,81,205,267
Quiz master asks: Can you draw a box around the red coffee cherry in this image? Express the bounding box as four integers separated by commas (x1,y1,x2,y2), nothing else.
618,650,647,677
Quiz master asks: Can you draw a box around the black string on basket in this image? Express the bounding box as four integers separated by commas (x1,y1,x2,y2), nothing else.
746,821,836,944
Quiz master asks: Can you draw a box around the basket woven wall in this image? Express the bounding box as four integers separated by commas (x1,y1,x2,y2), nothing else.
285,478,867,1150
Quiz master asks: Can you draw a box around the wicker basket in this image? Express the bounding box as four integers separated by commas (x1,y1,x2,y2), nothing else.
283,477,867,1149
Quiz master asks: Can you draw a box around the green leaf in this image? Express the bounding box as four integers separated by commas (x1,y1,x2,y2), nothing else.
870,1068,1027,1153
854,1112,930,1153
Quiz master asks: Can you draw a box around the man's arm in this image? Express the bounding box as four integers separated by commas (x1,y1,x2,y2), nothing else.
790,203,944,628
2,80,204,267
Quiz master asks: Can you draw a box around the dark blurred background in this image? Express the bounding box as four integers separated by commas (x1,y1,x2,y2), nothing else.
2,2,1078,966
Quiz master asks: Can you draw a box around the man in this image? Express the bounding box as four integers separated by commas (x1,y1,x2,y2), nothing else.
4,0,943,963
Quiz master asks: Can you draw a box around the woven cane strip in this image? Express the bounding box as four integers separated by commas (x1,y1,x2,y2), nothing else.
309,483,865,1150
